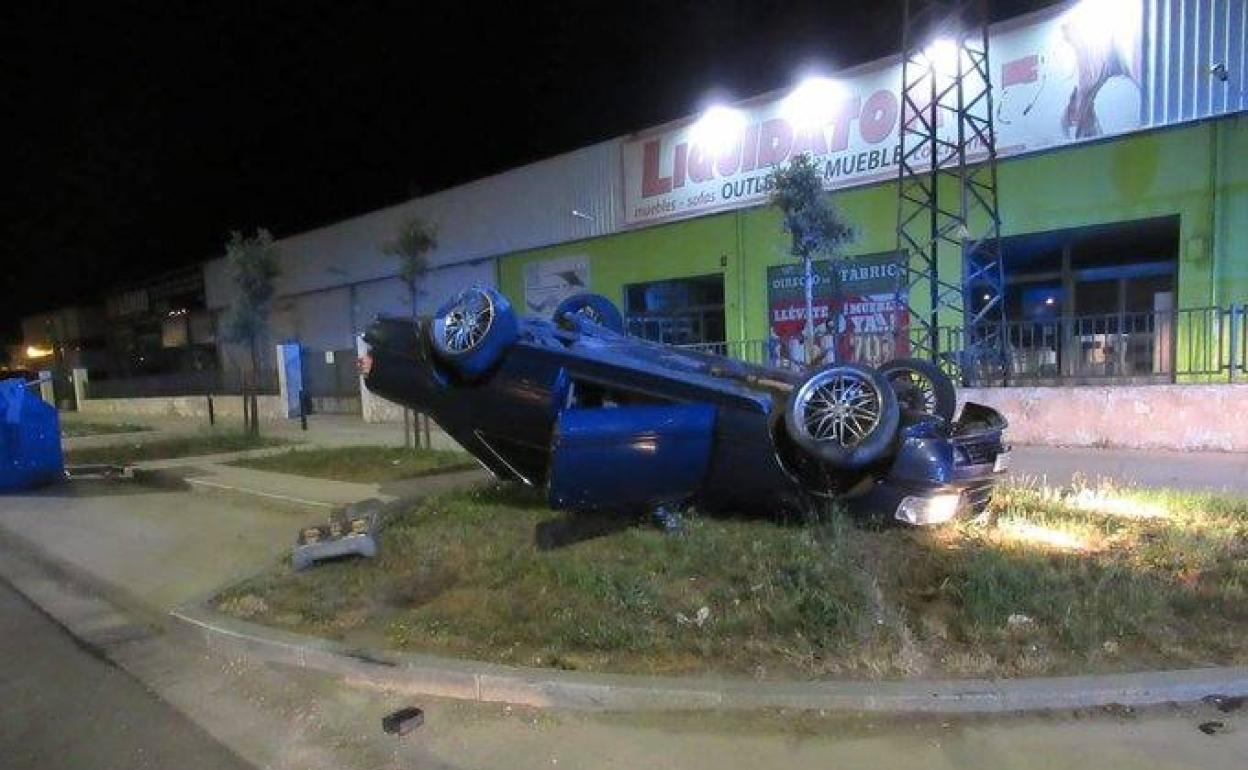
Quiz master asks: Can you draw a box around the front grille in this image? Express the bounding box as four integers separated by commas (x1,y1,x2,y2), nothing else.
956,435,1001,466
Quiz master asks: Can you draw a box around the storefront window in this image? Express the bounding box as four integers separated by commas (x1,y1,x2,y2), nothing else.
624,275,725,345
1002,216,1177,380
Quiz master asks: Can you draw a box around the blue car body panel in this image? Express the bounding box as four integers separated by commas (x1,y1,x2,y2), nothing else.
549,404,716,512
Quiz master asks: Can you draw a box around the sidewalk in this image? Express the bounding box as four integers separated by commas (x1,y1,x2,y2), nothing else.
60,411,414,450
0,446,483,612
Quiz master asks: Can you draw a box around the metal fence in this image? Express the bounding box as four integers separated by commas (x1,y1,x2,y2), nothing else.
680,304,1248,386
85,368,280,399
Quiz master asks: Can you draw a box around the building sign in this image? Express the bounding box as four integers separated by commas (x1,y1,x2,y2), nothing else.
767,252,908,369
622,0,1143,226
522,255,590,315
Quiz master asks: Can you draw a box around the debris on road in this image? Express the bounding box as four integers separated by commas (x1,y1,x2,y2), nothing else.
1197,721,1225,735
1006,613,1035,631
1202,694,1245,713
291,499,382,570
382,706,425,736
676,606,711,628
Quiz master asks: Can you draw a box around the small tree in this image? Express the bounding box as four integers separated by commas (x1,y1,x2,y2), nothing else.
381,217,437,448
223,229,280,435
383,217,438,321
768,154,854,364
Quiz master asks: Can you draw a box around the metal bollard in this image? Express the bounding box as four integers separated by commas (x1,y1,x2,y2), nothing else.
300,389,308,431
207,393,215,426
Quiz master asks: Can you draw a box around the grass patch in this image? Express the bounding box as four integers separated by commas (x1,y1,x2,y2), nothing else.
228,446,474,483
215,479,1248,680
65,431,288,465
60,420,149,438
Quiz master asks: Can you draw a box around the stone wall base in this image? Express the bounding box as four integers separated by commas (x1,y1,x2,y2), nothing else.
960,383,1248,451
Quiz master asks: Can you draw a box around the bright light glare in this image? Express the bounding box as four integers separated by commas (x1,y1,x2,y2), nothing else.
924,38,960,75
1065,0,1141,39
999,520,1091,551
25,345,52,359
1067,489,1168,520
780,77,847,128
690,105,746,154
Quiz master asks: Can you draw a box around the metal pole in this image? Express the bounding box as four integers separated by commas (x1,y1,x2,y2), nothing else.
207,393,215,426
300,389,308,431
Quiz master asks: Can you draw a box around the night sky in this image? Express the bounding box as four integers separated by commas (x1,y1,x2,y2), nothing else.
3,0,1058,341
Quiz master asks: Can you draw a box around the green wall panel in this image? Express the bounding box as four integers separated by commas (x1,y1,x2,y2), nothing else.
498,212,739,321
498,117,1247,350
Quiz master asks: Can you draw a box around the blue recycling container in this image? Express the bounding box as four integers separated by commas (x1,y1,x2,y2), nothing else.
0,378,64,492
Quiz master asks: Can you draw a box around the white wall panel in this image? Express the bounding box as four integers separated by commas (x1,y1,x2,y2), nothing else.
294,286,353,350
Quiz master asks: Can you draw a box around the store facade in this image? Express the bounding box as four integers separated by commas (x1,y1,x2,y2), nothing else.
496,0,1247,383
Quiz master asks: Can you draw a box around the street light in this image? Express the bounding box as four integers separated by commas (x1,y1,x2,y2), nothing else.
923,37,960,75
689,104,746,154
780,76,847,128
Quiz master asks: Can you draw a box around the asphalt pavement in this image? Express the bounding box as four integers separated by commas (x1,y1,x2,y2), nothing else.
0,578,253,770
1010,444,1248,494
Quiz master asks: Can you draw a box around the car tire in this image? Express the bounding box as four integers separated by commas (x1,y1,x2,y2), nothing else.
878,357,957,422
429,287,518,378
783,363,900,469
554,293,625,333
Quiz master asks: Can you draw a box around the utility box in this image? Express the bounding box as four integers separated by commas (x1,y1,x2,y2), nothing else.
1,378,64,492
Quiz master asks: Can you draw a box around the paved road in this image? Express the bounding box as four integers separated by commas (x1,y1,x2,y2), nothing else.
0,579,253,770
1011,444,1248,494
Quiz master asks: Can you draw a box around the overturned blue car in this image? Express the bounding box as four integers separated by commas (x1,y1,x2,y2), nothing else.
361,287,1008,527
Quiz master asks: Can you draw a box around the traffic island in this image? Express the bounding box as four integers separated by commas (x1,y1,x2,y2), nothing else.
64,431,291,466
226,445,476,484
210,479,1248,684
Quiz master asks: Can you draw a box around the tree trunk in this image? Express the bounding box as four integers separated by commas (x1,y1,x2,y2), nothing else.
248,339,262,436
802,253,816,367
408,282,425,450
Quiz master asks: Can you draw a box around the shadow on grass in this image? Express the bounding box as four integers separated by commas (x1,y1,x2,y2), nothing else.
534,512,638,551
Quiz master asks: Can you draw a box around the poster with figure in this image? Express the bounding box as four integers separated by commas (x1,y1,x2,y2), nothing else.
523,255,590,316
767,252,908,369
765,261,836,370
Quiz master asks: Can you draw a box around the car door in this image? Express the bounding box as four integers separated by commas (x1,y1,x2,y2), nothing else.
547,400,716,513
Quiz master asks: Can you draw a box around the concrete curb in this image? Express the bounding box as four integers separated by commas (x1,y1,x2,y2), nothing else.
138,463,487,515
171,602,1248,714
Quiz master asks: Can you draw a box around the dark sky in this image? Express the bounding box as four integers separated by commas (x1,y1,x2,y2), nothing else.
3,0,1058,340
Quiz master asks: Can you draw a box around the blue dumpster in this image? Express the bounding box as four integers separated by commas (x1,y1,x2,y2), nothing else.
0,378,64,492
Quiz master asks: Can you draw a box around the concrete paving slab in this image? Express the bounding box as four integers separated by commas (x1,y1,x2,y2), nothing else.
0,479,302,611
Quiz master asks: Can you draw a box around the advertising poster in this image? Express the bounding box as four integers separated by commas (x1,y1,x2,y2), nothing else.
765,261,836,370
833,253,909,366
767,252,908,369
621,0,1143,226
522,255,590,316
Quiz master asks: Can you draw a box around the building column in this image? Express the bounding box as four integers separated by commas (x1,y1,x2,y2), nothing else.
37,371,55,405
274,343,303,419
70,368,88,409
356,334,376,423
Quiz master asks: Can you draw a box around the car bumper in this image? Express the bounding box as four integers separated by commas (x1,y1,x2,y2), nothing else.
849,452,1009,526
